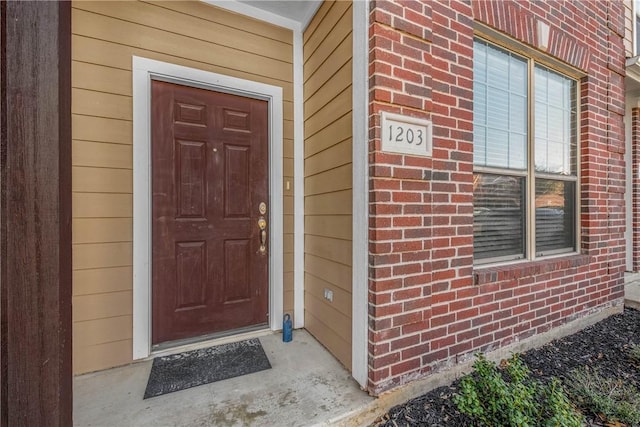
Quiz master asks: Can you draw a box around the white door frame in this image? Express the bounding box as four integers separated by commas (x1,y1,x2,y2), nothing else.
131,56,284,359
352,0,370,389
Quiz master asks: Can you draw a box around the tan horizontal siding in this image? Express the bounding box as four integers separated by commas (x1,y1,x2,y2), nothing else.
72,0,294,374
73,140,132,169
305,216,352,241
304,34,352,98
72,8,292,81
305,235,352,266
304,61,352,117
73,88,131,121
144,1,292,44
305,190,352,215
73,242,133,270
283,157,294,178
305,310,351,368
72,35,294,101
73,193,132,218
72,167,132,194
305,274,352,316
305,139,352,176
303,0,353,371
283,253,294,275
284,119,294,140
305,164,353,196
303,1,351,62
73,61,132,96
305,113,352,158
284,287,294,320
73,291,133,322
74,316,133,347
73,218,132,244
304,88,352,139
74,1,292,63
284,195,294,215
625,0,634,57
305,288,351,341
72,115,132,145
302,1,332,47
284,233,294,254
283,138,294,158
305,254,352,294
73,267,133,296
284,214,294,234
73,340,132,374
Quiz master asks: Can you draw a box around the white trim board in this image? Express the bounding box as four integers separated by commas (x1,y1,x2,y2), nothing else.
352,0,370,389
132,56,284,360
293,30,305,328
203,0,300,30
203,0,323,31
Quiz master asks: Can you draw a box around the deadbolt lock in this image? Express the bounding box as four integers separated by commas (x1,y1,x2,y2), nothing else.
259,202,267,215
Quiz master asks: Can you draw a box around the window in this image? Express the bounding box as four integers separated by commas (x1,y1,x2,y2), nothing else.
473,39,578,264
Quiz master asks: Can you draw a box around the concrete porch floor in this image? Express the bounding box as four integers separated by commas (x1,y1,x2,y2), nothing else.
73,278,640,427
74,330,373,427
625,272,640,310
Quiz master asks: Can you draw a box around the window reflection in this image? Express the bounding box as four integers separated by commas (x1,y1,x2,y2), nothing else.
473,173,525,261
535,179,575,254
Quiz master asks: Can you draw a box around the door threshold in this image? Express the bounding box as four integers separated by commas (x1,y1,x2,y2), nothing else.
148,326,273,360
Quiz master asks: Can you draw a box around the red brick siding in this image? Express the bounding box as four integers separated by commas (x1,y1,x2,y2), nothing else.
632,107,640,271
367,0,626,395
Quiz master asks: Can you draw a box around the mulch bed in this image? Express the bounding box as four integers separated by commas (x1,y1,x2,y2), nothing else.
374,308,640,427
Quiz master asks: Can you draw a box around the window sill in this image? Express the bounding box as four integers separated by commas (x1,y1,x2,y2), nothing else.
473,253,590,286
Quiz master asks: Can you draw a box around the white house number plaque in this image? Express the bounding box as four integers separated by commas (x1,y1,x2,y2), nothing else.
381,111,432,157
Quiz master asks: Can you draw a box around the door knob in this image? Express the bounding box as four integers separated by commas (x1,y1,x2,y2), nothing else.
258,216,267,254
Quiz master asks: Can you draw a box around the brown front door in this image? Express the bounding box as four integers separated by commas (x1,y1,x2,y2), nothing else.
151,80,269,345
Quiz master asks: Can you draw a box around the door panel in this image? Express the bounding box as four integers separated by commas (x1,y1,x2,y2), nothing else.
175,241,207,311
224,240,251,303
151,80,269,345
224,145,250,217
176,140,206,218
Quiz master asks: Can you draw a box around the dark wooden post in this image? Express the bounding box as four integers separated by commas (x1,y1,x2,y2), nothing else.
1,2,72,425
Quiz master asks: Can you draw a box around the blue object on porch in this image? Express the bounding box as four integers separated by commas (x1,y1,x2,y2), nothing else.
283,313,292,342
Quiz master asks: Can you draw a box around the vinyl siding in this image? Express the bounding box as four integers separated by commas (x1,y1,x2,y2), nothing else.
72,0,294,374
625,0,634,57
303,0,353,369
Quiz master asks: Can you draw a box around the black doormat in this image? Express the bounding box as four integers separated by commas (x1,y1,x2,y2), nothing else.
143,338,271,399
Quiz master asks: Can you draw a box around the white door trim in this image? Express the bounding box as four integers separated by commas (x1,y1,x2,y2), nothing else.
293,30,305,328
132,56,284,360
352,0,370,389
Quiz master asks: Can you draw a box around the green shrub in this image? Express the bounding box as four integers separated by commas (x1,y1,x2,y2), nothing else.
630,344,640,365
453,354,583,427
543,378,585,427
567,366,640,427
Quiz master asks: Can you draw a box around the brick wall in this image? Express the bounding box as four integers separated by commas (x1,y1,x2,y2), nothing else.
367,0,626,395
633,108,640,271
